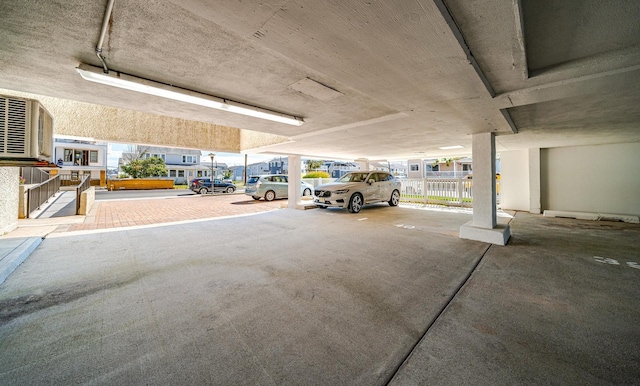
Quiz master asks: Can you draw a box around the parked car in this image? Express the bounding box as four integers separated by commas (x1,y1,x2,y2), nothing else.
313,171,401,213
245,174,313,201
190,177,236,194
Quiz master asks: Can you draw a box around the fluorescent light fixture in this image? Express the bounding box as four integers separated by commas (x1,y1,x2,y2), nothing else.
75,63,304,126
438,145,464,150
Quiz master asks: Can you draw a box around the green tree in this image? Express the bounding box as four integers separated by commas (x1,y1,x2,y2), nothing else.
223,169,233,179
121,156,168,178
306,159,324,172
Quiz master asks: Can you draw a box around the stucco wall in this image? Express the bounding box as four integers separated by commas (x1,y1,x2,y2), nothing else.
1,88,286,154
78,187,95,216
541,143,640,216
0,167,20,234
500,150,530,211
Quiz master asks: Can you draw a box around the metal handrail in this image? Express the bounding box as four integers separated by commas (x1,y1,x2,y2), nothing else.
76,174,92,214
20,167,50,184
26,174,61,218
58,171,92,186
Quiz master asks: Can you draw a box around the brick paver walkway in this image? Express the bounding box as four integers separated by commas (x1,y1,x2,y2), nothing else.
65,194,284,232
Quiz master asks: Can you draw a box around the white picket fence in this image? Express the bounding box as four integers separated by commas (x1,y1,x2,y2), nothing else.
399,178,497,207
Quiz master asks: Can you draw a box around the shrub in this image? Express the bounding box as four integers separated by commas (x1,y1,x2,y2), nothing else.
121,157,168,178
303,171,330,178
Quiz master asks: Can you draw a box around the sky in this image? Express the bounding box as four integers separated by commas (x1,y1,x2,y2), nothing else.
107,143,274,169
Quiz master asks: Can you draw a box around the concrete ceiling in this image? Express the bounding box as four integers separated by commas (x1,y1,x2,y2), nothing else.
1,0,639,159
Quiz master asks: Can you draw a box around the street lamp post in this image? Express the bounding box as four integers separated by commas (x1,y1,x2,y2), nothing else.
209,153,215,195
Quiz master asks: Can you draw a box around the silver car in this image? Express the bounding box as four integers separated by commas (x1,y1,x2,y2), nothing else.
313,171,401,213
245,174,313,201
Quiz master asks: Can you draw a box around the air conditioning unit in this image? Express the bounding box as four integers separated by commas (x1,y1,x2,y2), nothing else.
0,95,54,163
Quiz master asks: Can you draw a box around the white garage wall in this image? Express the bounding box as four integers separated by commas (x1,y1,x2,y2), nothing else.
541,143,640,216
500,150,530,211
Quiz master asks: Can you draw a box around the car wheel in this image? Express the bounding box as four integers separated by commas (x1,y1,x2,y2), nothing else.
303,188,311,196
226,187,235,193
389,189,400,206
252,196,261,200
198,187,208,195
348,193,363,213
265,190,276,201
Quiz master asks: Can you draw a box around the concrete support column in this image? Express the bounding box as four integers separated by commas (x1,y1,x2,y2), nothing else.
460,133,510,245
287,155,302,209
472,132,497,228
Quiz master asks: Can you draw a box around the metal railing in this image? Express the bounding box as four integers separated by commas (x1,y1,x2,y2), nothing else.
26,174,60,218
76,174,92,214
59,171,91,186
20,167,50,184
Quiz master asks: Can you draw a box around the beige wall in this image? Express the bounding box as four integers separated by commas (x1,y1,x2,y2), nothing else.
1,88,289,153
500,150,530,211
541,143,640,216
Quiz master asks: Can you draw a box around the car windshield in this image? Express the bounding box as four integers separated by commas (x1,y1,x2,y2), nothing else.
337,172,369,183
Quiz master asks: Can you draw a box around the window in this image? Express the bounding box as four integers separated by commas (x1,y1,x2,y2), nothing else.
64,149,73,162
144,153,165,161
178,170,185,177
74,150,87,165
182,155,196,163
380,173,394,181
169,170,177,177
90,150,98,163
197,170,203,177
410,164,419,172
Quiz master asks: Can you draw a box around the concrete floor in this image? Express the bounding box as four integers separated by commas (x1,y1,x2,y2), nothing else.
0,205,638,385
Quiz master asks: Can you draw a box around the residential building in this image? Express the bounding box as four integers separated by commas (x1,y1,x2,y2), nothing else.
268,157,307,174
228,165,245,182
327,161,359,178
407,157,499,178
46,137,108,186
119,145,228,184
369,161,407,177
268,157,287,174
247,162,270,176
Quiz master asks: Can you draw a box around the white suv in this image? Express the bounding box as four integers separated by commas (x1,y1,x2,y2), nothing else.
313,171,401,213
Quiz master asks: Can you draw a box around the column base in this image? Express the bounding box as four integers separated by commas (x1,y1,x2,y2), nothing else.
460,221,511,245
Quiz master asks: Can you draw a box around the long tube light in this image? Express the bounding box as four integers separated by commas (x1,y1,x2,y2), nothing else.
75,63,304,126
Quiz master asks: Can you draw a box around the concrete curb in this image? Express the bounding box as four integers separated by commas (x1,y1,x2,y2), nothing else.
0,237,43,285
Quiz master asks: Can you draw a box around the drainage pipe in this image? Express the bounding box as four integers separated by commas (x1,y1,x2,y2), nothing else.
95,0,116,73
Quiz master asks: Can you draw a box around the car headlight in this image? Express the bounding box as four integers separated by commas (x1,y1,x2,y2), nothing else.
335,189,349,194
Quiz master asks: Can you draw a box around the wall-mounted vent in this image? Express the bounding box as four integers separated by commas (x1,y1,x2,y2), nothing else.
0,95,53,162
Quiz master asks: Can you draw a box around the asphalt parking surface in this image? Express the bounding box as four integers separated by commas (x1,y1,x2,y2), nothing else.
1,199,638,385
